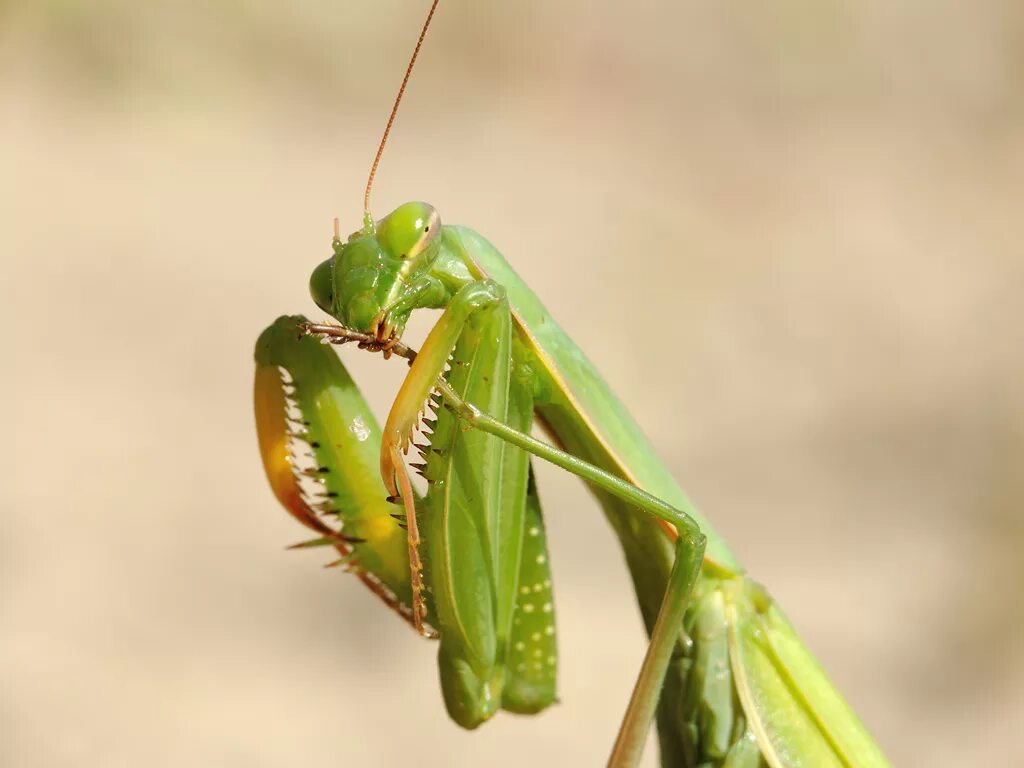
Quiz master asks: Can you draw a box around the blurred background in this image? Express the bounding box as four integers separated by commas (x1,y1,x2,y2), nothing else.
3,1,1022,765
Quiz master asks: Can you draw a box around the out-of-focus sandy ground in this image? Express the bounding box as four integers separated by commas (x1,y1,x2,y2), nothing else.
3,1,1022,766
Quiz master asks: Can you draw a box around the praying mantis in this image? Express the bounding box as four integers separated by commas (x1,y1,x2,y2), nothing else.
253,3,892,766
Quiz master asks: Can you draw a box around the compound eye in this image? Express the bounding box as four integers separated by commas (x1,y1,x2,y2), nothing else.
376,202,441,260
309,258,334,313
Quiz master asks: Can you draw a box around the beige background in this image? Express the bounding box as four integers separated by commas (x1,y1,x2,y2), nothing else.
3,1,1022,766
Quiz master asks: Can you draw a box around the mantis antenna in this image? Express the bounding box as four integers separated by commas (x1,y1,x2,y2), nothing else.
363,0,441,218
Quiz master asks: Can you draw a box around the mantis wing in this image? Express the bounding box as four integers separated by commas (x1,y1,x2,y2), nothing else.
725,582,891,768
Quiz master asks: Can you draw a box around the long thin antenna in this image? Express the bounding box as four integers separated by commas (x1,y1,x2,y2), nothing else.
363,0,441,218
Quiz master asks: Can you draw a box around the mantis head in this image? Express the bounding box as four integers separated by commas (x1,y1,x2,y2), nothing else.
309,201,442,342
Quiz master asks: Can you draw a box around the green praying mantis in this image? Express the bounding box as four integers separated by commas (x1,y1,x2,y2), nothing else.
253,3,892,766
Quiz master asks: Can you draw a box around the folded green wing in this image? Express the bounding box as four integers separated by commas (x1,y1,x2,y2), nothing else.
725,581,891,768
